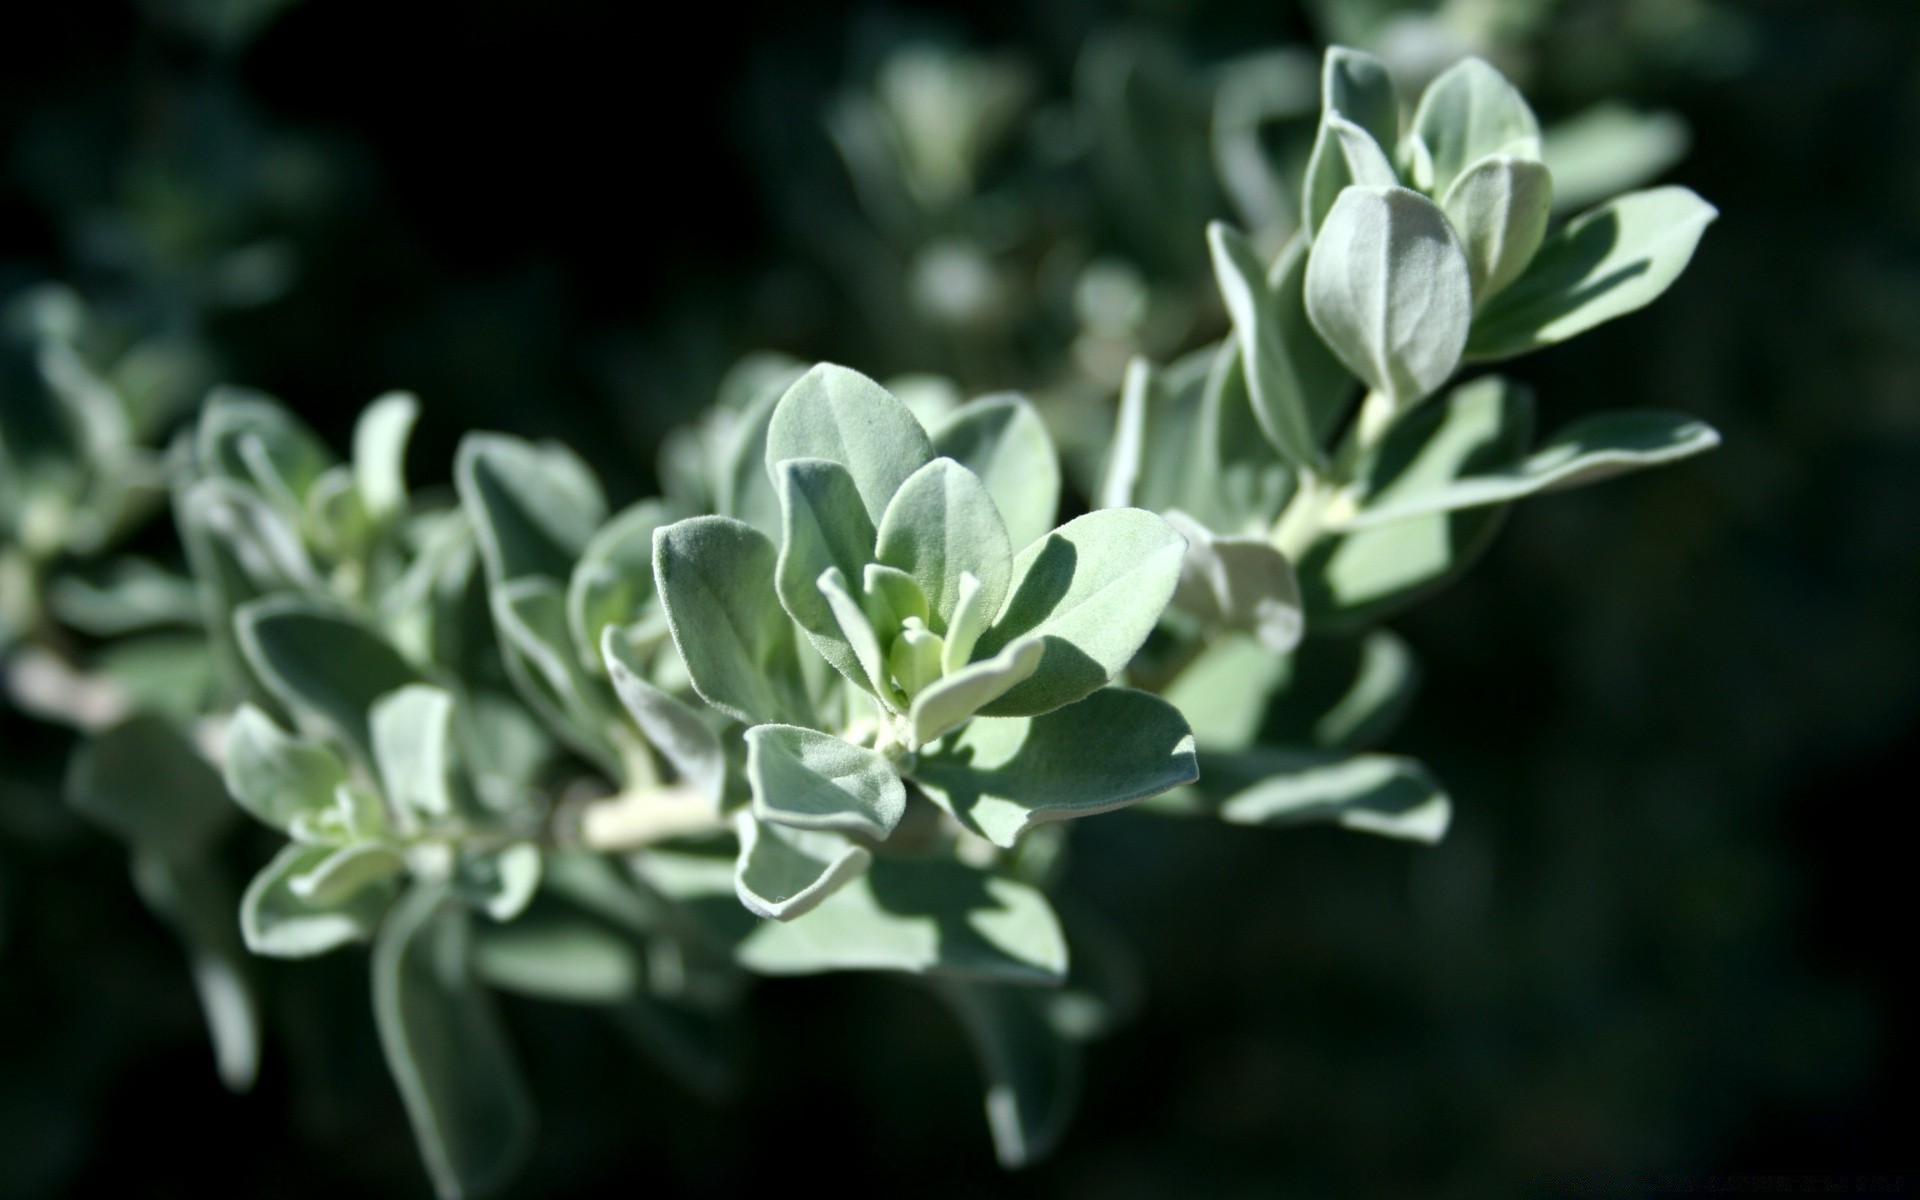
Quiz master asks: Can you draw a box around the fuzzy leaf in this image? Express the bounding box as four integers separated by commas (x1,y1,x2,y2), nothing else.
909,635,1045,748
1209,222,1326,469
473,915,641,1004
973,509,1186,717
1441,155,1552,303
733,814,872,921
602,627,726,808
764,364,934,526
773,458,880,690
1176,749,1451,843
1301,46,1400,236
876,457,1014,629
1467,187,1717,360
566,500,668,671
1405,56,1541,196
930,395,1061,552
371,685,457,821
1305,185,1474,410
1163,512,1304,653
373,885,535,1200
1344,410,1721,528
654,516,808,726
455,433,606,584
745,724,905,840
236,596,424,768
736,857,1066,984
352,391,419,522
241,842,396,957
915,688,1198,847
222,704,350,833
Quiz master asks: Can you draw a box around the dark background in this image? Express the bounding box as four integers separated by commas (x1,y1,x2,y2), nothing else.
3,0,1916,1196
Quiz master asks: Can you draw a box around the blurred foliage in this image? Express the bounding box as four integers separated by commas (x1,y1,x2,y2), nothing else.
2,0,1915,1197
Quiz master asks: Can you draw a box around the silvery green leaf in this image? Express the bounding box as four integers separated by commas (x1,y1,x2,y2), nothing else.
66,714,233,855
915,687,1197,848
288,841,408,906
1184,749,1451,843
732,814,872,921
932,980,1080,1170
44,556,200,635
909,635,1045,748
129,850,260,1092
373,884,534,1200
1405,56,1541,196
603,627,726,808
352,391,418,522
939,570,988,675
773,458,880,690
1301,46,1400,236
1540,103,1688,214
459,843,542,922
241,842,395,957
182,477,320,593
455,432,606,584
876,457,1014,628
1467,187,1717,360
815,566,894,705
1208,223,1326,470
1163,512,1304,653
195,388,332,501
1098,354,1209,518
222,704,351,833
863,562,931,639
930,394,1060,552
1441,155,1552,303
371,684,457,821
745,724,905,840
566,500,668,672
736,857,1066,984
906,633,1044,744
1160,633,1288,753
236,596,424,767
972,509,1186,717
1305,185,1473,410
473,915,641,1004
1343,410,1721,528
764,364,934,526
492,577,620,772
1295,375,1531,631
653,516,809,726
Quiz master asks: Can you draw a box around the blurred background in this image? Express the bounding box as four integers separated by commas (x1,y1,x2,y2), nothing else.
2,0,1914,1196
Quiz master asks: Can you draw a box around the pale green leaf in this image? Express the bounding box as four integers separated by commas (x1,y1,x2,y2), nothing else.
876,457,1014,629
1405,56,1541,196
130,850,261,1092
1305,185,1473,410
1301,45,1400,236
1182,749,1451,843
732,814,872,921
602,626,726,808
473,915,641,1004
773,458,879,690
909,635,1045,748
1208,222,1323,470
764,364,934,526
1344,409,1721,528
352,391,419,521
973,509,1186,716
745,724,905,840
916,687,1197,847
1441,155,1552,303
221,704,349,833
1540,103,1688,215
932,980,1081,1170
371,684,457,821
241,842,395,957
653,516,809,726
236,596,424,767
566,500,668,671
736,857,1066,984
930,394,1061,552
1159,632,1288,753
1163,512,1304,653
373,885,534,1200
455,432,606,584
1468,187,1717,360
459,843,542,923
